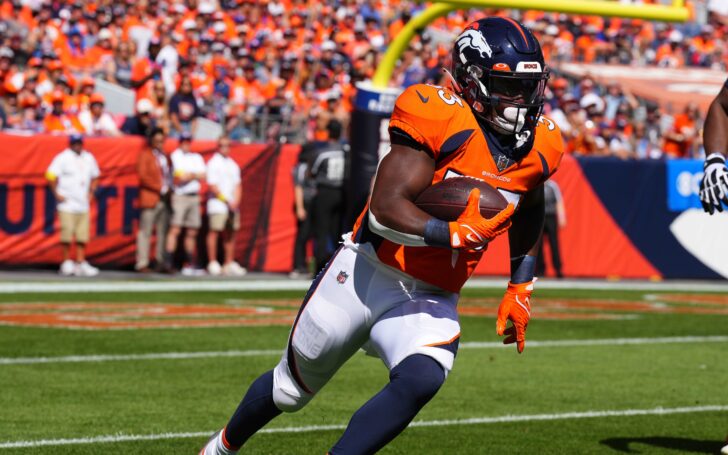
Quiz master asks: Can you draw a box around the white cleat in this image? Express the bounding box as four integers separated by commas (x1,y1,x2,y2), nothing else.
207,260,222,276
181,265,197,276
223,261,247,277
75,261,99,277
199,429,237,455
721,442,728,455
59,259,76,276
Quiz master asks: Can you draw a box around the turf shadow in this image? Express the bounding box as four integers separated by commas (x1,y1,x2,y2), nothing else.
600,436,724,453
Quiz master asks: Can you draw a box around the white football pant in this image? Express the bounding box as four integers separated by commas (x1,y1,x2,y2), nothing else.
272,235,461,412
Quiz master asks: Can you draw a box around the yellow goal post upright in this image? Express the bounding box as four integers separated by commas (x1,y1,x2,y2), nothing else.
345,0,688,229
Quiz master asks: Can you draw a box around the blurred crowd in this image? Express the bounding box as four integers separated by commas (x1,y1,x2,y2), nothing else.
0,0,725,155
544,76,704,159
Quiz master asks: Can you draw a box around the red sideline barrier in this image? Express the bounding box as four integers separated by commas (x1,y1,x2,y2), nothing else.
0,133,299,272
0,135,660,278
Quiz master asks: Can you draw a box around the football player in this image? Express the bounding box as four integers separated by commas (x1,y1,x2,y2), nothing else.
700,78,728,214
200,17,563,455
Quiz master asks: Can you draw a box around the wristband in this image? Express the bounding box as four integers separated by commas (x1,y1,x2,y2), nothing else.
217,194,227,202
705,153,726,164
423,218,450,248
511,255,537,284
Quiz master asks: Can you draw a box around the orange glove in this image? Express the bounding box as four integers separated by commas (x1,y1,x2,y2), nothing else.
496,280,534,353
449,189,514,249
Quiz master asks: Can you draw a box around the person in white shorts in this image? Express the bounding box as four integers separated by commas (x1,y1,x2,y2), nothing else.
205,136,246,276
164,131,206,275
46,134,100,277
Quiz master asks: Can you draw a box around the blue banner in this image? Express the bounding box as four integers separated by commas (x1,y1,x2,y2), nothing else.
666,159,703,211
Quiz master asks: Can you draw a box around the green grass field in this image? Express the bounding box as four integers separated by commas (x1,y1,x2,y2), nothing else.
0,286,727,454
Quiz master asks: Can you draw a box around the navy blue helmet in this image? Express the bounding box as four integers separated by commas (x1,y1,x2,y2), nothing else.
451,17,549,140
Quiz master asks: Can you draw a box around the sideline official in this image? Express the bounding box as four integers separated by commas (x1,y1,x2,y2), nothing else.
309,120,347,272
290,143,317,278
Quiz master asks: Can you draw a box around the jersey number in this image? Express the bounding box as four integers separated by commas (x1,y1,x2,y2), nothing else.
437,89,464,107
327,156,345,182
537,116,555,131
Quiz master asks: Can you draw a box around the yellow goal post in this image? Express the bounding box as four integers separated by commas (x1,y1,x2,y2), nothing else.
371,0,690,88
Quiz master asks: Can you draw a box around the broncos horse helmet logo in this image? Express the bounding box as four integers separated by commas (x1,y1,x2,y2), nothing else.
456,29,493,62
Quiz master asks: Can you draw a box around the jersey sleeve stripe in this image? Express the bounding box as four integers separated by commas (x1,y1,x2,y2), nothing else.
439,129,475,161
390,126,433,157
537,151,550,181
389,119,431,153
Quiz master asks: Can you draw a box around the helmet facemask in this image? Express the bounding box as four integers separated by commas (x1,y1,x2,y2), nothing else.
459,63,549,139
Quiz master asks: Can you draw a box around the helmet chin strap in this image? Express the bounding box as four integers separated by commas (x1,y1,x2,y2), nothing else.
492,106,526,135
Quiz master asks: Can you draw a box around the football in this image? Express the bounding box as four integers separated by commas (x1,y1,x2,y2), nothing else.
414,177,508,221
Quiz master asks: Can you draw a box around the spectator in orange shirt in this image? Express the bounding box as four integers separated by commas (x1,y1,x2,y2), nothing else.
84,28,115,74
656,30,686,68
575,25,605,63
43,90,85,134
131,40,162,99
690,25,718,67
75,77,96,112
37,59,64,97
230,62,265,110
663,102,701,158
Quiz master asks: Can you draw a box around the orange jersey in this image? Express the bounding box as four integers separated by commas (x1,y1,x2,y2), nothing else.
43,113,85,134
352,84,564,293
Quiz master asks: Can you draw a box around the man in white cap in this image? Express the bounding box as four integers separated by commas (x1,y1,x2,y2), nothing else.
206,136,246,276
164,131,206,275
46,134,100,276
121,98,157,137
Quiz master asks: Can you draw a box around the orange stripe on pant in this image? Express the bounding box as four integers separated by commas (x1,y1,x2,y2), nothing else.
424,333,461,347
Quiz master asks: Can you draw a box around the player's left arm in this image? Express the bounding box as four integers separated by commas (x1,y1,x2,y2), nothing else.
496,184,545,354
700,79,728,214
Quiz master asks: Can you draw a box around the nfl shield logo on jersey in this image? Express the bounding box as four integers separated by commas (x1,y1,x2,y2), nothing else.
336,270,349,284
496,155,511,172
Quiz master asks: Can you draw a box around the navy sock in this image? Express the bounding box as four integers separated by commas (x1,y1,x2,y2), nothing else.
330,354,445,455
224,369,282,448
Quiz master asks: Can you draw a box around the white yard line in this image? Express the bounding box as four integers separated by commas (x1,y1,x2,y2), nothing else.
1,405,726,449
0,278,727,293
1,335,725,365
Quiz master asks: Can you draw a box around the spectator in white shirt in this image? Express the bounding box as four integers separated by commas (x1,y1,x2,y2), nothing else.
164,131,206,275
45,134,100,277
78,93,121,137
206,136,246,276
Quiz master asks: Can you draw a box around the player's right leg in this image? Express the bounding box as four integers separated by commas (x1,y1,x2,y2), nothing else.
201,247,372,454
